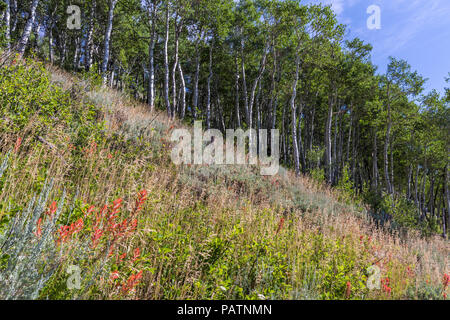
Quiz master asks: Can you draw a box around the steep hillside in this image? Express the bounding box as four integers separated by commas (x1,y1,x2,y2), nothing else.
0,58,448,300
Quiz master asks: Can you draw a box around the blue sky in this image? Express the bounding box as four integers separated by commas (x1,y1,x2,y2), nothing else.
306,0,450,95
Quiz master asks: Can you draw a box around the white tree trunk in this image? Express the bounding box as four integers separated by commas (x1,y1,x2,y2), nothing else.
147,3,157,112
192,42,200,119
325,87,335,184
178,62,186,119
172,17,182,118
101,0,118,84
290,55,301,176
234,55,240,128
16,0,40,55
11,0,17,33
206,43,213,129
5,0,10,51
85,1,96,70
163,5,171,118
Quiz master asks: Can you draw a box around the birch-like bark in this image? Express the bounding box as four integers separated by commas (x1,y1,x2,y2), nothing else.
297,100,306,173
172,13,182,117
290,54,301,176
246,42,269,146
85,1,96,70
11,0,17,33
384,85,393,194
325,86,335,184
372,128,379,192
206,43,213,129
48,12,54,63
414,165,420,208
407,164,412,199
178,62,186,119
5,0,10,51
16,0,40,55
234,55,241,128
241,36,249,127
147,2,157,111
191,30,202,120
163,5,171,118
73,37,80,70
101,0,118,84
444,165,450,238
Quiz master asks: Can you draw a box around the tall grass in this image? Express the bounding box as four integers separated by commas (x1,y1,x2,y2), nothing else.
0,58,448,300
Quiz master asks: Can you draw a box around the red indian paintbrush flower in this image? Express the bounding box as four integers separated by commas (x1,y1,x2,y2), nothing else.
443,273,449,288
47,201,57,216
34,218,42,238
276,217,285,235
134,189,148,213
132,248,140,262
345,281,351,299
14,137,22,153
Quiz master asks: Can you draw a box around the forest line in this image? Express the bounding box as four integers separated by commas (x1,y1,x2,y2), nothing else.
1,0,449,237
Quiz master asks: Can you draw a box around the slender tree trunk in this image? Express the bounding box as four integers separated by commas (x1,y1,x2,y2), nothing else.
234,55,241,128
110,64,115,87
282,99,287,164
247,42,269,147
372,129,379,191
444,165,449,238
147,4,157,111
407,164,412,199
269,50,278,130
172,15,182,117
429,173,435,218
178,62,186,119
297,100,306,173
290,54,301,176
421,167,427,219
85,1,96,70
10,0,17,33
346,108,352,164
48,25,54,63
73,37,80,70
192,32,202,120
384,87,393,194
309,97,316,153
16,0,40,55
31,16,41,51
390,138,395,194
101,0,118,84
163,5,171,118
325,85,335,184
414,165,420,208
58,33,67,67
206,43,213,129
5,0,10,51
337,111,344,181
241,36,249,127
332,107,339,183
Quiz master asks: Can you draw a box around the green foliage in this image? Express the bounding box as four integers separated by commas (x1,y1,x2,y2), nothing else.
406,281,446,300
0,59,72,132
310,167,325,184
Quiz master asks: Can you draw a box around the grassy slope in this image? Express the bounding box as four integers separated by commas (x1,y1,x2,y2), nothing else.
0,58,448,300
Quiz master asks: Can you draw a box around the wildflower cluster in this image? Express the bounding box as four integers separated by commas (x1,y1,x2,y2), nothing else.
443,273,449,299
381,277,391,296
